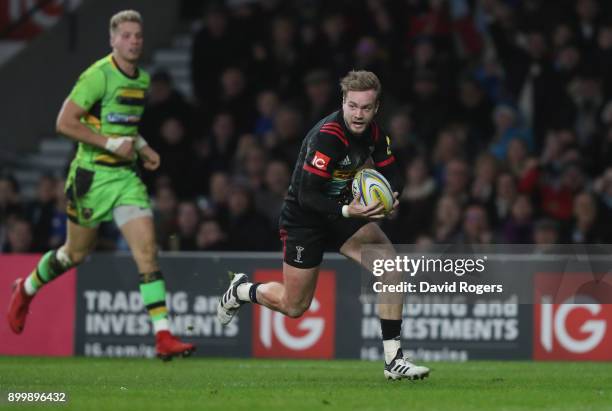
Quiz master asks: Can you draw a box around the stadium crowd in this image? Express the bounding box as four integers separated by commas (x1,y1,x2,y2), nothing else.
2,0,612,253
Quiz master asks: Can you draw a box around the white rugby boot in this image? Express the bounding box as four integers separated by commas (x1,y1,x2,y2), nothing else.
384,349,430,380
217,272,249,326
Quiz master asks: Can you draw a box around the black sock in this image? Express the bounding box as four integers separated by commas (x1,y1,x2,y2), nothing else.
249,283,262,304
380,319,402,340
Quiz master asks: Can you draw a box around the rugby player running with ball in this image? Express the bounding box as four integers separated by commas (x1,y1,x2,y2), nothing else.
218,70,429,380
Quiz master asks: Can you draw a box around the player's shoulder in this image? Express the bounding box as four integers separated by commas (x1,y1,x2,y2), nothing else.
313,111,348,147
84,55,149,82
371,120,394,148
75,56,109,85
87,55,114,73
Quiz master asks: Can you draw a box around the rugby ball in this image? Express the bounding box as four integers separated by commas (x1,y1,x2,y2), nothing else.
351,168,395,214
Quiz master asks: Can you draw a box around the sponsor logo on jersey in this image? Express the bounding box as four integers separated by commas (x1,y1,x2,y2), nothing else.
312,151,331,171
386,136,392,155
106,113,141,125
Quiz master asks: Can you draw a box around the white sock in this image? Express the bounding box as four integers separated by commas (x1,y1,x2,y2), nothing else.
236,282,253,302
24,277,38,296
153,318,169,334
383,338,401,364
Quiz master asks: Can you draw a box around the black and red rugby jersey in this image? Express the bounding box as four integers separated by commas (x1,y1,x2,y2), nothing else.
284,109,403,218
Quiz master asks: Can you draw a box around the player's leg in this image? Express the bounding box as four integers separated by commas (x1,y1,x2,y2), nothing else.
218,225,324,324
248,263,319,318
340,222,429,380
116,206,195,360
217,263,319,325
7,219,97,334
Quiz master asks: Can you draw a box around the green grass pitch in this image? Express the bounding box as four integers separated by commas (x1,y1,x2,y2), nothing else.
1,357,611,411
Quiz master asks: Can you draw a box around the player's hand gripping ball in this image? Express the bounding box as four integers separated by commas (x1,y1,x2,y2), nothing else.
351,168,395,214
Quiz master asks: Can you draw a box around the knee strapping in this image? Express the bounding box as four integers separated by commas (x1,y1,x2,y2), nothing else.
38,247,76,284
56,246,73,267
49,247,75,274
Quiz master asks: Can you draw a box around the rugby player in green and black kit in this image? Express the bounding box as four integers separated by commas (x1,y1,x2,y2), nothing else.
7,10,195,361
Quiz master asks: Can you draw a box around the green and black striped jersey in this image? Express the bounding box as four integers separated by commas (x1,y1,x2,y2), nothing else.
67,54,149,167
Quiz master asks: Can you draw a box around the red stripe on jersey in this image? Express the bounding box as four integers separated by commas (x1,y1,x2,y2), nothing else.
322,122,343,132
303,163,332,178
375,155,396,168
320,129,348,146
321,123,345,134
321,126,344,135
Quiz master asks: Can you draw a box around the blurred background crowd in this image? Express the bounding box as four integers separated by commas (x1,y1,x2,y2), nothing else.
2,0,612,254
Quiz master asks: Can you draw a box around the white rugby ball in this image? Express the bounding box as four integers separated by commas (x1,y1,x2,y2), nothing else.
351,168,395,214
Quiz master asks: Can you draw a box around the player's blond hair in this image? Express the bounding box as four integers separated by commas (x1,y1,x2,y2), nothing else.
109,10,142,34
340,70,381,101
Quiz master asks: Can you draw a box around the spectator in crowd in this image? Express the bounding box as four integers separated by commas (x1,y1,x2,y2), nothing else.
240,144,268,192
533,218,561,250
521,160,586,223
25,175,57,251
196,219,228,251
317,12,353,79
471,153,499,205
207,171,231,219
194,112,238,185
457,204,493,244
152,185,178,249
254,90,280,138
440,158,471,206
387,156,437,243
410,70,449,146
452,76,494,158
225,184,275,251
191,5,242,108
250,16,304,98
489,104,532,161
166,201,201,251
140,70,194,148
266,105,303,166
491,172,519,225
0,173,21,223
154,116,197,198
2,217,34,253
386,107,420,166
255,160,290,227
301,69,337,127
216,67,256,132
432,195,462,243
505,138,530,178
431,129,462,180
570,191,606,243
502,194,535,244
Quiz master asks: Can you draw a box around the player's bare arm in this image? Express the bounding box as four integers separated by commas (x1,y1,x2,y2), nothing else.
138,144,160,171
56,98,134,159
